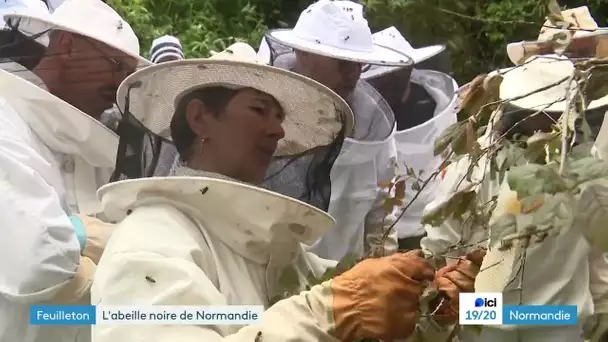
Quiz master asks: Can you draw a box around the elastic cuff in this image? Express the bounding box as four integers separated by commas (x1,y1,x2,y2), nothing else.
69,215,87,253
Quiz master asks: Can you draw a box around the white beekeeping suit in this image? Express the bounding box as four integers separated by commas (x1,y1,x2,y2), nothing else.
361,27,458,248
390,69,458,242
0,1,150,341
257,0,413,260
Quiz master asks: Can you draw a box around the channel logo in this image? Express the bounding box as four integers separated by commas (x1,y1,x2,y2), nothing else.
460,292,503,325
474,297,497,307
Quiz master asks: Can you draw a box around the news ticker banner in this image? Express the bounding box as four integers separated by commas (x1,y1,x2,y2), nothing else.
459,293,578,325
30,305,263,325
31,297,578,326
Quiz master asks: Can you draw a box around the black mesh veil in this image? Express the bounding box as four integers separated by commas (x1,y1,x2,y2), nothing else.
259,33,397,206
261,132,345,210
0,21,47,70
109,89,346,214
108,92,177,182
109,60,351,212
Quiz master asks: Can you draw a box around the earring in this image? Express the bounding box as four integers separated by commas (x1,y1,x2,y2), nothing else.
200,137,208,151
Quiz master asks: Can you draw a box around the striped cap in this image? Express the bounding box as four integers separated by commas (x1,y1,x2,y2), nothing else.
149,35,184,63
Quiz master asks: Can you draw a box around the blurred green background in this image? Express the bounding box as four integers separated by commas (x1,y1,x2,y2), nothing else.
107,0,608,84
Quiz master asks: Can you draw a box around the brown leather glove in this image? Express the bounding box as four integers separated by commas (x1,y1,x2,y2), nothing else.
331,250,435,341
433,248,487,325
77,215,116,264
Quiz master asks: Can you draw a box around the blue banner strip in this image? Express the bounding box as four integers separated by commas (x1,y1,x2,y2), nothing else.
30,305,96,325
502,305,578,325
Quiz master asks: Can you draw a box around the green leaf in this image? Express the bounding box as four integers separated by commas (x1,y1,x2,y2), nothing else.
319,268,337,283
524,131,560,163
577,182,608,251
277,266,300,294
531,193,572,230
583,68,608,102
311,253,359,286
566,157,608,185
489,214,517,248
306,271,321,287
433,122,462,156
335,252,359,274
422,187,477,226
507,163,569,198
570,141,594,159
451,121,476,156
453,190,477,219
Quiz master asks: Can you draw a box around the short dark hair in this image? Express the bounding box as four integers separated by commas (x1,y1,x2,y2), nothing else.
170,86,238,161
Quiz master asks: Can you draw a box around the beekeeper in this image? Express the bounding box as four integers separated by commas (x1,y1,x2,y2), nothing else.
92,42,484,341
362,26,459,251
421,53,608,342
0,0,150,341
258,0,413,260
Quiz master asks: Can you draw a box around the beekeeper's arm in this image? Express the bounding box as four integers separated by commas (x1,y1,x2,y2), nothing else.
0,103,113,304
0,135,83,303
364,182,399,257
94,204,464,341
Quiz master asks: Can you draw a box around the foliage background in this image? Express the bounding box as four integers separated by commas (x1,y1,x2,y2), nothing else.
107,0,608,84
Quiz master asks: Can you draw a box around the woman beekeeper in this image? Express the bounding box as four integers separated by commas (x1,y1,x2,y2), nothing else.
361,26,459,251
92,43,483,341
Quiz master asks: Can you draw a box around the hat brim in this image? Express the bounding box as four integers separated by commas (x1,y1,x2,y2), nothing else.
0,66,119,167
362,45,446,79
116,58,355,156
3,13,151,68
500,56,608,112
507,28,608,65
97,176,335,246
267,28,414,66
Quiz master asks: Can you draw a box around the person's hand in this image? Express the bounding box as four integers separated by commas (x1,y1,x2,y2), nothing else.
71,215,116,264
330,250,435,341
433,248,487,325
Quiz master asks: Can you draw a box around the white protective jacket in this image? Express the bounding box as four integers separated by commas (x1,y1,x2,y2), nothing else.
0,65,116,342
392,69,459,239
306,79,399,260
92,168,343,341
